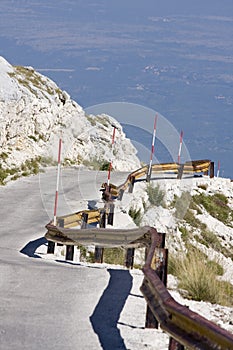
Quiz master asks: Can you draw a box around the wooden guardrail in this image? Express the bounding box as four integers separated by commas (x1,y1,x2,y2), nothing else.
46,159,214,260
45,224,153,248
44,158,233,349
101,159,212,198
140,228,233,350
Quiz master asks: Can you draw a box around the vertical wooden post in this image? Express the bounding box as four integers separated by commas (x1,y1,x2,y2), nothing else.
177,164,184,179
65,245,74,261
117,188,124,201
47,218,65,254
94,209,105,263
94,247,104,264
107,203,114,226
128,176,135,193
57,218,74,261
81,212,88,229
47,241,55,254
99,209,106,228
146,164,152,183
124,248,135,269
145,232,166,329
56,219,64,246
155,248,168,286
209,161,214,178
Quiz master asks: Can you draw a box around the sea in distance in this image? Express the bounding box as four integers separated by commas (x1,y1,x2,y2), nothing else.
0,0,232,177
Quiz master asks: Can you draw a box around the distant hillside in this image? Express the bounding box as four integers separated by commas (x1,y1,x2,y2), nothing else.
0,56,140,184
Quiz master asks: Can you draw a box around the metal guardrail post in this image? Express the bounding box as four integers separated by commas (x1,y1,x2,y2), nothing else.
94,209,105,263
128,176,135,193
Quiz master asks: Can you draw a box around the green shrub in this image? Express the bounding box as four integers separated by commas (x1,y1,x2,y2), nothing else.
40,156,56,166
179,226,190,243
100,162,110,171
128,207,142,226
146,184,165,207
0,166,8,185
78,246,95,263
28,135,38,142
183,209,199,227
83,158,111,171
0,152,9,160
201,230,222,250
103,248,125,265
197,184,208,190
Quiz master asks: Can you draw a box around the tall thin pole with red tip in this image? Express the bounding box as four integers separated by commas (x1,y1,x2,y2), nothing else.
107,127,116,187
53,138,62,226
177,130,183,164
147,114,158,182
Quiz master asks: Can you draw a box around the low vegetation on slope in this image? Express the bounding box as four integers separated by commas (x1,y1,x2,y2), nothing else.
8,65,62,99
193,192,233,227
169,248,233,306
130,182,233,306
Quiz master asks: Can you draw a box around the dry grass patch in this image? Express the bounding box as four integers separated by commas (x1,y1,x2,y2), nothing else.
168,249,233,306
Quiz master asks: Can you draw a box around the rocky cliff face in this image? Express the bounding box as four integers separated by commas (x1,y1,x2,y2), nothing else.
0,56,140,183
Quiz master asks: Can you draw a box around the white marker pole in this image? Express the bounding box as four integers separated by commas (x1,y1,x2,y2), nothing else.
147,114,158,181
53,138,62,226
107,127,116,187
178,130,183,164
217,160,220,178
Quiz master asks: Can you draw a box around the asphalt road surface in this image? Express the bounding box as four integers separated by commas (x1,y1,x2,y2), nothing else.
0,168,138,350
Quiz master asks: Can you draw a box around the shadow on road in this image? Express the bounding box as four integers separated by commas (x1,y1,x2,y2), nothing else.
90,268,132,350
20,237,47,258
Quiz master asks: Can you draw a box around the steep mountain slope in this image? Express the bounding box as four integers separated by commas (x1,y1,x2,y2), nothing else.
0,56,140,184
121,175,233,286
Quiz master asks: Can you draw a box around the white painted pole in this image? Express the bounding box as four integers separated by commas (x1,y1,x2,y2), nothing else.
107,127,116,187
178,130,183,164
147,114,158,179
53,138,62,226
217,160,220,177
